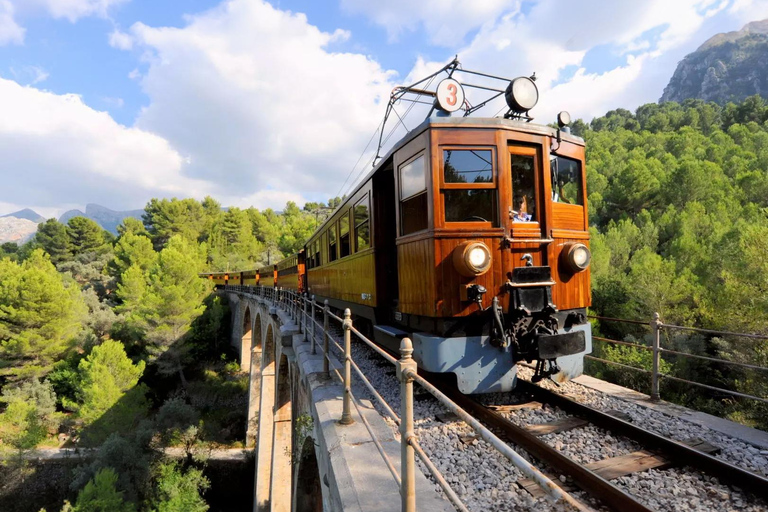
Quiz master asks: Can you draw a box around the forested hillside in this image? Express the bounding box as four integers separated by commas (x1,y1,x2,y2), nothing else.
0,200,337,511
578,95,768,427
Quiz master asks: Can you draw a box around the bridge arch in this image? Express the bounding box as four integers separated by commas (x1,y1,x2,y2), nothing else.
270,352,293,510
241,305,253,372
246,309,265,446
292,436,322,512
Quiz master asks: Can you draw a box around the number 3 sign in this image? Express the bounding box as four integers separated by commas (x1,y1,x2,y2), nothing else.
435,78,465,113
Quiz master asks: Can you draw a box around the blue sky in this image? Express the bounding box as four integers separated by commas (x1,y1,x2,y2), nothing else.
0,0,766,218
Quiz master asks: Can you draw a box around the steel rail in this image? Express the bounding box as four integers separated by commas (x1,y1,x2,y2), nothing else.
440,386,651,512
516,380,768,500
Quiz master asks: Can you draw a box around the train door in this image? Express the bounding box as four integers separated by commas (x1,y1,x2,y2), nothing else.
506,145,549,269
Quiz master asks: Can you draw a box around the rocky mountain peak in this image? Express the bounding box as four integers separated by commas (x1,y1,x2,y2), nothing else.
660,19,768,104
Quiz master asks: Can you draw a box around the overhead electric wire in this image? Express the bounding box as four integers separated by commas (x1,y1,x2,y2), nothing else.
333,120,384,203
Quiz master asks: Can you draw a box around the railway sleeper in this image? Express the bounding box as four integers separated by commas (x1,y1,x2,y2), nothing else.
518,437,720,498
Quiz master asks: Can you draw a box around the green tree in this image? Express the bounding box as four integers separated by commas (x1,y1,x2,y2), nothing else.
36,219,72,264
143,198,206,250
67,217,107,256
149,462,209,512
0,379,60,454
71,468,136,512
0,250,86,381
75,340,148,441
109,232,156,280
116,217,149,238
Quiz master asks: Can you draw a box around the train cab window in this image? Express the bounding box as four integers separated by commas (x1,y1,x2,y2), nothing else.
399,154,428,236
354,195,370,251
442,149,497,225
328,225,338,262
550,155,583,206
339,213,351,258
511,153,537,222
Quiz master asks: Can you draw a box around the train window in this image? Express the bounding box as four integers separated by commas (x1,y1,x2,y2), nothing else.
443,150,493,183
328,224,338,262
511,154,537,222
354,195,370,251
400,154,426,199
444,190,497,223
400,154,428,235
340,213,351,258
550,155,583,206
315,241,321,267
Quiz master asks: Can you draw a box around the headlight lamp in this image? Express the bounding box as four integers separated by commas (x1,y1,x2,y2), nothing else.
453,241,492,277
562,242,591,272
505,77,539,113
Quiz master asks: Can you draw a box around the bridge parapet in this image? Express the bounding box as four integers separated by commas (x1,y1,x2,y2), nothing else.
221,286,451,512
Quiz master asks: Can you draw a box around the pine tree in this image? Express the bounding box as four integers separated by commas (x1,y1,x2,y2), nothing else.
0,250,86,381
137,236,208,385
67,217,106,256
36,219,72,264
150,462,209,512
109,233,156,280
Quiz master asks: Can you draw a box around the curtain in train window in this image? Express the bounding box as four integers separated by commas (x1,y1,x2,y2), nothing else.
354,194,370,251
399,154,428,236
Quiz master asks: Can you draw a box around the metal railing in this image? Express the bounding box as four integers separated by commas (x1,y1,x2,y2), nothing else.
222,285,587,512
588,313,768,404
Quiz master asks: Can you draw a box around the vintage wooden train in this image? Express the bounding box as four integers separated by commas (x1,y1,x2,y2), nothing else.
201,64,592,393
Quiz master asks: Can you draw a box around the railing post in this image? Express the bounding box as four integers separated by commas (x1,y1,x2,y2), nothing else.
323,300,330,376
651,312,661,401
397,337,417,512
339,308,355,425
311,295,316,354
302,294,307,339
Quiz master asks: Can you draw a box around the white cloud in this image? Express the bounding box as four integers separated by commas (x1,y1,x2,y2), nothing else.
341,0,515,46
0,0,24,45
109,28,133,50
0,77,210,210
10,65,49,84
23,0,129,22
402,0,747,123
122,0,397,207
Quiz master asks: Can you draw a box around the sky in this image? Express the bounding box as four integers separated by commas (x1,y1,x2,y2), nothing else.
1,0,767,219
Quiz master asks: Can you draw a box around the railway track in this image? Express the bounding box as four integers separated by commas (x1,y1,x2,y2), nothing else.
442,379,768,511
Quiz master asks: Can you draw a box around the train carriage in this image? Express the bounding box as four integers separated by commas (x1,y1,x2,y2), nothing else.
258,265,277,288
276,251,305,292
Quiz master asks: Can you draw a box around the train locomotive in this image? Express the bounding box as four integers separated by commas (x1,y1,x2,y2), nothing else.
202,60,592,394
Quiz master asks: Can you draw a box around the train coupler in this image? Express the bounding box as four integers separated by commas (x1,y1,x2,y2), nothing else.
531,359,561,384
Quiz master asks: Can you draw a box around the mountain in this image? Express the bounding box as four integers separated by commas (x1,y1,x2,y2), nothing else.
0,217,38,244
1,208,45,223
660,19,768,104
58,203,144,234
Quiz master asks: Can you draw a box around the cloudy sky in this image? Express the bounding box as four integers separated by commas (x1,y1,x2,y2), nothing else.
1,0,767,218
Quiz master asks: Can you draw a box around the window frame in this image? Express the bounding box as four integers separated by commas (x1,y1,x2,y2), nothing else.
353,193,371,252
339,210,351,259
439,146,497,190
327,223,338,263
398,152,430,236
439,145,498,228
509,145,542,234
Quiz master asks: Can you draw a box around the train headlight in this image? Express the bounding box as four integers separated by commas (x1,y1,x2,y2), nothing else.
505,77,539,113
562,242,591,272
453,241,492,277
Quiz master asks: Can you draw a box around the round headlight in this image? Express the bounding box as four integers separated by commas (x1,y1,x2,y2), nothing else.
505,77,539,113
453,241,492,277
562,242,591,272
557,111,571,127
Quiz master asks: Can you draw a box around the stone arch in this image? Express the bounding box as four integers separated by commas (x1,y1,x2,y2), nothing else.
292,436,322,512
246,309,265,446
264,323,275,368
240,305,253,372
270,352,293,511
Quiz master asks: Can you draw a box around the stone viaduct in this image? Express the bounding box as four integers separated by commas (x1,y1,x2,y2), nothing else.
222,288,449,512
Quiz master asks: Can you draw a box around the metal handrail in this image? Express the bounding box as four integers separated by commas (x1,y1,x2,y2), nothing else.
589,312,768,403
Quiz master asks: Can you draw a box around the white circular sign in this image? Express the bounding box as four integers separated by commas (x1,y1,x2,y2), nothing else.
436,78,465,113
